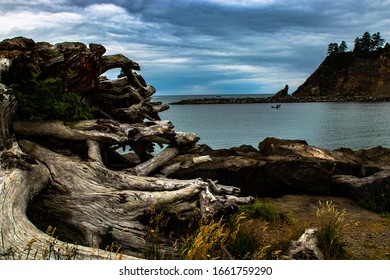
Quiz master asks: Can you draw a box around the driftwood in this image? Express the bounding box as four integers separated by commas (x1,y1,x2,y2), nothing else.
0,38,253,259
288,228,324,260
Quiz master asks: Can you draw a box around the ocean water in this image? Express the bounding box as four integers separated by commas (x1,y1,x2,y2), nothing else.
152,95,390,150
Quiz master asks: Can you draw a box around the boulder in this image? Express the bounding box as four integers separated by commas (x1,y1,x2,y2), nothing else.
170,148,275,197
259,137,363,174
331,169,390,201
258,137,308,155
263,157,336,194
168,138,390,199
354,146,390,175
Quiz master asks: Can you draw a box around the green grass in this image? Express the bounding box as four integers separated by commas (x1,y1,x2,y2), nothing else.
240,199,292,223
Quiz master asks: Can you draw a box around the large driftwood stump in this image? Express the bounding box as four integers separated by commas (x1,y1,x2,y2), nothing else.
0,37,253,259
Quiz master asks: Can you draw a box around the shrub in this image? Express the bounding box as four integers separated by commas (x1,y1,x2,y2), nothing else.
11,72,95,121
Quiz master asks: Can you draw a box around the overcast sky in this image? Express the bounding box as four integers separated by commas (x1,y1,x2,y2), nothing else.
1,0,389,95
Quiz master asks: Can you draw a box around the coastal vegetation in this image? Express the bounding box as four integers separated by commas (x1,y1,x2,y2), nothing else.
327,31,387,55
10,71,95,121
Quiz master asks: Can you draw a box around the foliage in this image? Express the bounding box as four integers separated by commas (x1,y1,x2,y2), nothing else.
328,31,386,56
177,214,245,260
254,243,288,260
239,199,283,223
338,41,348,53
353,31,386,52
315,201,348,259
11,71,95,121
327,41,348,55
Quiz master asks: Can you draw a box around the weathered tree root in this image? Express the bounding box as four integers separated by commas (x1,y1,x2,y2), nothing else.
0,38,254,259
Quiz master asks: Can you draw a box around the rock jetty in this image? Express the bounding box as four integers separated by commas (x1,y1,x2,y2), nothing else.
170,94,390,105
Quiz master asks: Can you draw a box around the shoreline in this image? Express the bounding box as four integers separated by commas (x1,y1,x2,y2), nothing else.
170,95,390,105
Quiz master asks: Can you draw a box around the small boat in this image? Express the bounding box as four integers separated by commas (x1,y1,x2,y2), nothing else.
271,104,281,109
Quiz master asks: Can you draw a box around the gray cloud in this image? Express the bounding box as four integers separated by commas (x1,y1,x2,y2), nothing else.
1,0,389,95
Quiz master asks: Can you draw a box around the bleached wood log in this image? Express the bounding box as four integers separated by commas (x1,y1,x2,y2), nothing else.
13,119,131,143
128,146,179,176
86,139,103,164
13,119,196,147
159,155,212,177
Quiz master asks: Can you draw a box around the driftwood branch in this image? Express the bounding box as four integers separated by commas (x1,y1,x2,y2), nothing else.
159,155,212,177
128,146,179,176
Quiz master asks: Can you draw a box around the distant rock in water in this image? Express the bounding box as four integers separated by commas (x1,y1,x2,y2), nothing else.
272,84,289,98
292,49,390,97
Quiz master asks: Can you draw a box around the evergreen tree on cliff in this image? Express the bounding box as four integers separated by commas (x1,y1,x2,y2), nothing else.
327,43,339,55
371,32,386,51
353,31,386,52
339,41,348,52
327,41,348,55
295,31,389,98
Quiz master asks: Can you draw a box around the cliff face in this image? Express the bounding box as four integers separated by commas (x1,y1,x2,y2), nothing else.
292,49,390,97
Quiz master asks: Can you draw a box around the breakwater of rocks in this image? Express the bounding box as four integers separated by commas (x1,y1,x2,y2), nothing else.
170,95,390,105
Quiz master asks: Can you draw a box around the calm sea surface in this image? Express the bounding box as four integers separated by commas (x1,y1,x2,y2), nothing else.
152,95,390,150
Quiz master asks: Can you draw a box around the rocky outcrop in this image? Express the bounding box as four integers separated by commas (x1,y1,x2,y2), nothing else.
272,84,289,98
166,137,390,207
293,49,390,97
